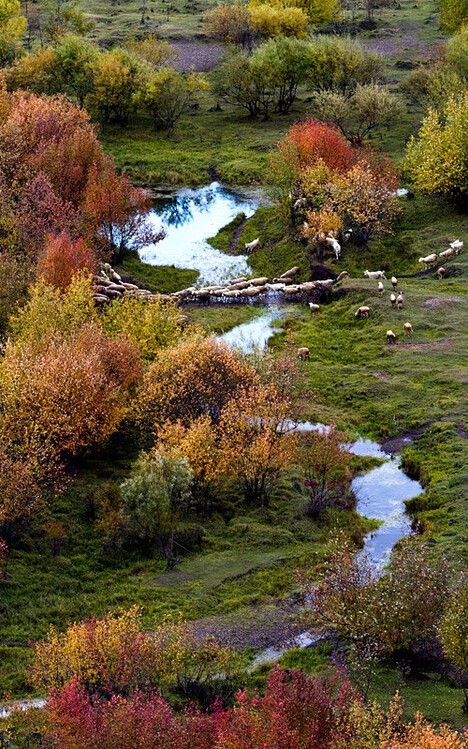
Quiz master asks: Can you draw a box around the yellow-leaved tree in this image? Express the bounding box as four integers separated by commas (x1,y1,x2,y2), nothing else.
405,93,468,199
0,0,25,65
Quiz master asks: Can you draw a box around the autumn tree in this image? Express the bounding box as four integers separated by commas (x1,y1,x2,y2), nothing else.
307,35,383,95
384,714,468,749
120,452,192,568
154,417,221,511
405,93,468,199
249,2,308,38
0,0,26,65
438,580,468,712
300,424,352,517
124,35,176,68
53,33,99,105
88,48,148,124
218,385,297,506
140,335,258,428
440,0,468,31
258,0,339,24
138,68,209,135
314,84,404,145
0,452,43,537
37,232,96,291
204,2,253,49
212,51,277,119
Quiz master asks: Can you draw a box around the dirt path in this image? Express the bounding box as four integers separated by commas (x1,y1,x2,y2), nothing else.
171,42,226,72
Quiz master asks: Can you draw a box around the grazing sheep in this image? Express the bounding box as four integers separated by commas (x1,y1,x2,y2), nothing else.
222,290,241,298
355,306,370,319
230,277,248,285
309,303,320,314
282,285,300,295
241,286,262,297
418,253,438,268
437,266,446,279
315,279,335,288
298,281,319,292
344,229,353,241
178,315,189,326
439,247,455,259
266,282,286,291
386,330,396,344
450,240,463,254
228,281,250,291
280,266,300,279
297,347,310,360
336,271,349,282
391,276,398,289
245,238,260,253
364,270,387,280
325,235,341,261
396,292,404,310
250,277,268,287
378,281,384,297
390,293,397,307
404,322,413,336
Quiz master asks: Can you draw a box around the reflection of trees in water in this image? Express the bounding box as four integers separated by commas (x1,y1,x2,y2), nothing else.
157,187,237,228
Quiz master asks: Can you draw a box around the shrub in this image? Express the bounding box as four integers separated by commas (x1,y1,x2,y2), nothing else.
307,35,383,95
0,452,43,534
300,424,352,517
0,0,26,66
138,67,209,135
438,579,468,711
440,0,468,32
204,3,253,49
249,2,308,38
88,48,147,124
37,232,96,291
405,93,468,199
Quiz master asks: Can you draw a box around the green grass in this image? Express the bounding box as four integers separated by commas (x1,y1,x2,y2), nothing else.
116,252,199,293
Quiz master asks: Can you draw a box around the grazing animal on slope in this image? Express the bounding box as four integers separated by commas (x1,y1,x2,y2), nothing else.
364,270,386,280
325,235,341,261
437,267,446,279
297,347,310,360
391,276,398,289
309,303,320,314
396,292,404,310
390,293,397,307
404,322,413,336
418,253,438,268
387,330,396,344
245,237,260,253
450,240,463,254
378,281,384,297
355,306,370,319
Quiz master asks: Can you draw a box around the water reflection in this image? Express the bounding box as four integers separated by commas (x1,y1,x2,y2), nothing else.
140,182,261,287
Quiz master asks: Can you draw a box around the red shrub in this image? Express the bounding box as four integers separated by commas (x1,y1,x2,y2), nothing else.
38,232,96,290
284,119,358,174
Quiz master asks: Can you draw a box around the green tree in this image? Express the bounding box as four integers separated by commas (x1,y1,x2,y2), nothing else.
120,452,193,568
253,36,314,113
138,67,209,135
249,2,308,38
0,0,26,64
405,92,468,199
54,34,98,105
212,51,275,118
89,48,148,124
307,35,382,96
438,581,468,712
440,0,468,31
314,84,404,144
446,23,468,80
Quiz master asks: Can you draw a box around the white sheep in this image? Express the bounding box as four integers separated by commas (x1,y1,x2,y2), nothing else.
297,347,310,360
390,293,397,307
378,281,384,297
280,266,300,279
404,322,413,336
439,247,455,259
325,235,341,261
355,306,370,319
387,330,396,344
391,276,398,289
315,279,335,288
396,292,404,310
450,240,463,254
364,270,387,280
309,303,320,314
418,253,438,268
344,229,353,241
336,271,349,282
245,237,260,253
437,267,446,279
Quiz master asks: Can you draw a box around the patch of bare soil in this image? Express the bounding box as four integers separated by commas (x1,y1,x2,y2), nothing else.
423,297,464,309
171,42,226,72
381,421,434,453
408,336,453,351
190,603,300,650
372,371,390,381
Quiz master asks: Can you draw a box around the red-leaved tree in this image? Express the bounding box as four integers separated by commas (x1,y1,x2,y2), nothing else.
38,232,96,290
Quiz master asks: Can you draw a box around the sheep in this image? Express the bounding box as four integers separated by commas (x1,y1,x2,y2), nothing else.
265,282,286,291
391,276,398,290
298,281,319,292
390,293,397,307
229,277,248,285
250,277,268,287
241,286,262,297
282,285,300,295
364,270,386,280
396,292,404,310
450,240,463,254
344,229,353,241
418,253,438,268
336,271,349,282
355,306,370,319
378,281,384,297
325,235,341,261
280,266,300,279
437,266,446,279
387,330,396,345
228,281,250,291
404,322,413,336
309,303,320,314
297,347,310,360
245,237,260,253
315,279,335,288
439,247,455,259
178,315,190,326
222,290,241,298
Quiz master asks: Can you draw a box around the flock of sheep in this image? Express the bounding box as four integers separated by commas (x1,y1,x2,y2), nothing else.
297,239,464,360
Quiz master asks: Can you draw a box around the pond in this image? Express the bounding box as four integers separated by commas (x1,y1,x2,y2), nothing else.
140,182,261,287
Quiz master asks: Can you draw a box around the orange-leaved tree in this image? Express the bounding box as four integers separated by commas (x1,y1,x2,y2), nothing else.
37,232,96,291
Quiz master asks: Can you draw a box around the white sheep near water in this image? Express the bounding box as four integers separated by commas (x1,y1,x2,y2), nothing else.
404,322,413,336
325,235,341,261
387,330,396,344
378,281,384,297
418,253,438,268
355,306,370,319
245,238,260,253
364,270,387,280
309,303,320,314
297,347,310,360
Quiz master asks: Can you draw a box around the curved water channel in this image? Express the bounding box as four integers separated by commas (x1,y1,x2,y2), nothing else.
141,184,425,664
